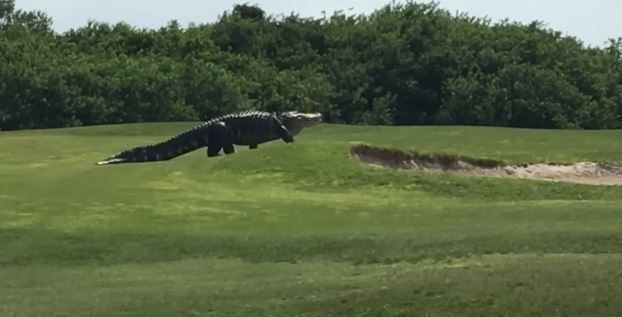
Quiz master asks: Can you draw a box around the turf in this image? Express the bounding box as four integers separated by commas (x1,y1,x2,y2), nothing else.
1,123,622,316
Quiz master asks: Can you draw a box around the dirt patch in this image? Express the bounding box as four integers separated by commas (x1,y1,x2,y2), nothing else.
350,143,622,186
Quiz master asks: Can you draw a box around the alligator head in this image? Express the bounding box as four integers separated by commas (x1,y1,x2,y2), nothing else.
279,111,323,136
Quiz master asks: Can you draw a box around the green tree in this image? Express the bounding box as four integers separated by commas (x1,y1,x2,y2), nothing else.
1,1,622,131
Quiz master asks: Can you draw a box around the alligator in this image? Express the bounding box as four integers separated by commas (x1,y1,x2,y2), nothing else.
95,110,322,165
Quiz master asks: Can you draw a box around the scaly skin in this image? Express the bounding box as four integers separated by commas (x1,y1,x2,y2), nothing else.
95,110,322,165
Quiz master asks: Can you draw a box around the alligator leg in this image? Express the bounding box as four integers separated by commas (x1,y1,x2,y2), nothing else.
207,144,222,157
206,122,228,157
220,122,236,155
277,125,294,143
249,144,258,150
222,142,236,155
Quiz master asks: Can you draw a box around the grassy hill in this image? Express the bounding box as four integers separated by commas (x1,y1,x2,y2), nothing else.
1,123,622,316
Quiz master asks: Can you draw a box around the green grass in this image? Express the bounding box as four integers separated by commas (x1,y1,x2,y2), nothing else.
1,123,622,316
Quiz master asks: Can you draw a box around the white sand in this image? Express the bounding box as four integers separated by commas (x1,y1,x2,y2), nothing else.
350,143,622,186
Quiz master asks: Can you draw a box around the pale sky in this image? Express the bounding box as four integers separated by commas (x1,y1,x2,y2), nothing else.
14,0,622,47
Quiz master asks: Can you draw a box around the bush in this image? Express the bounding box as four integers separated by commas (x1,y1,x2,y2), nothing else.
1,0,621,130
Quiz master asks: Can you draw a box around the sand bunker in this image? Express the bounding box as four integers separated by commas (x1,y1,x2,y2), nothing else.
350,143,622,186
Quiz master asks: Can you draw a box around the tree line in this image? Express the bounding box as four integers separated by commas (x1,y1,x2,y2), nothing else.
1,0,621,131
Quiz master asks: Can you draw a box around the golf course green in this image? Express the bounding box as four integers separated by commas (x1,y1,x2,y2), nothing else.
1,122,621,316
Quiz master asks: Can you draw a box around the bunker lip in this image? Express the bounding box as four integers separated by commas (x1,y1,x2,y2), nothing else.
349,143,622,186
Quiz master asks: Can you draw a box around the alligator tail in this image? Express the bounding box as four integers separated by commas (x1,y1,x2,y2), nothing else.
96,126,208,165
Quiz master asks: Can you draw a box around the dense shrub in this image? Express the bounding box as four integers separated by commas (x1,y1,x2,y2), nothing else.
1,0,621,130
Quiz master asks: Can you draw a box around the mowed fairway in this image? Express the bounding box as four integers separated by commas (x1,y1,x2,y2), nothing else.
1,122,622,316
